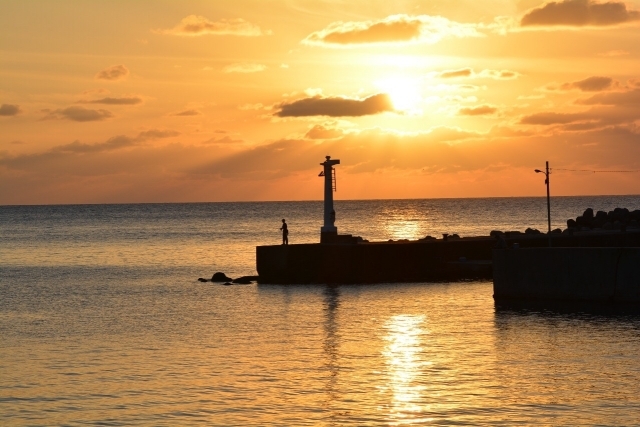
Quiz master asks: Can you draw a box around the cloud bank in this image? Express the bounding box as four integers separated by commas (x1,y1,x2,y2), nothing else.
275,94,394,117
303,14,482,46
95,65,129,81
159,15,266,36
521,0,640,27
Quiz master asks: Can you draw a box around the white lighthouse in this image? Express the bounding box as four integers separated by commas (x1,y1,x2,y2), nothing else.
320,155,340,242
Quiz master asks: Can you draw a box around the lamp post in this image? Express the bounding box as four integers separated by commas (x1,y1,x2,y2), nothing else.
534,161,551,234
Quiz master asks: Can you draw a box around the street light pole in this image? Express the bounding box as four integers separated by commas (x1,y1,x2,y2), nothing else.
545,161,551,234
535,161,551,234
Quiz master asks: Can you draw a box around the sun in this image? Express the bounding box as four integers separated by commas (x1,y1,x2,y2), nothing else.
375,76,422,111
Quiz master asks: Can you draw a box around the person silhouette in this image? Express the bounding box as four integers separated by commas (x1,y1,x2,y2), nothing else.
280,219,289,245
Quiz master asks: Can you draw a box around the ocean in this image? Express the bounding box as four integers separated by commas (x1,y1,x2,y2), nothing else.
2,196,640,425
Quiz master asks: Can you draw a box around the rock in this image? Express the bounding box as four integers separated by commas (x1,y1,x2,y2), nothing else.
197,278,209,282
613,221,622,230
583,208,594,219
576,216,588,227
629,220,639,229
551,228,562,234
490,230,504,238
211,272,233,282
596,210,607,220
525,228,541,235
222,282,233,286
566,219,577,228
232,275,259,284
603,221,613,230
450,234,460,239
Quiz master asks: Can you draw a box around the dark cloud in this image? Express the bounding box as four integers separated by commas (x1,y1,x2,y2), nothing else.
159,15,266,36
275,94,394,117
172,109,202,116
560,76,614,91
577,88,640,105
305,124,346,139
82,97,143,105
0,104,21,116
458,105,498,116
95,65,130,81
521,0,640,27
43,106,114,122
302,14,482,46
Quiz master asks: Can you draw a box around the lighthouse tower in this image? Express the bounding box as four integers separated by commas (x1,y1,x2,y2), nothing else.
320,155,340,243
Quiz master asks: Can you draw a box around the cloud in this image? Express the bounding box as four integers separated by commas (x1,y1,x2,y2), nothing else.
458,105,498,116
275,94,394,117
81,96,143,105
43,106,114,122
521,0,640,27
438,68,473,78
598,49,629,56
519,111,592,125
0,104,21,116
479,69,519,80
0,129,180,170
302,14,483,46
305,124,346,139
135,129,180,141
95,65,129,81
435,68,520,80
577,88,640,105
223,63,267,73
560,76,614,91
171,109,202,116
202,135,243,145
158,15,266,36
52,136,136,154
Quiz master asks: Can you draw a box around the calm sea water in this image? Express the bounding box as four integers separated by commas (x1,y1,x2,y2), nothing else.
2,196,640,426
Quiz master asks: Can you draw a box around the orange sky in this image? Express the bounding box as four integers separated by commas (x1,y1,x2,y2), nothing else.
1,0,639,204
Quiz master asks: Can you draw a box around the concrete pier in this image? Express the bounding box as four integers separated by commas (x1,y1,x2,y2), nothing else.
257,230,640,284
493,247,640,303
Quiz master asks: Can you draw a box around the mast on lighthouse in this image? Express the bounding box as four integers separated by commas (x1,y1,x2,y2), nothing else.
319,155,340,243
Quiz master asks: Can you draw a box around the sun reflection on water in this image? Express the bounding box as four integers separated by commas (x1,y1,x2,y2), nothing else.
382,314,431,424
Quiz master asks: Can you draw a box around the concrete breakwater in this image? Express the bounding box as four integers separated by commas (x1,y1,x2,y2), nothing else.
493,247,640,303
256,230,640,284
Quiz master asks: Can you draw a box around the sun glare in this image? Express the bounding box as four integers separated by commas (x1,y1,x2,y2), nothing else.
376,76,422,112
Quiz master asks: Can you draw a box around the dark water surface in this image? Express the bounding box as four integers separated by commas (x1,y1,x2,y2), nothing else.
2,197,640,425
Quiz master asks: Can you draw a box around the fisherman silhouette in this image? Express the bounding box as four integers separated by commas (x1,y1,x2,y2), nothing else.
280,219,289,245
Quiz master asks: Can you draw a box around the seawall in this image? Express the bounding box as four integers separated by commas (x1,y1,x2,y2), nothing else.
256,230,640,284
493,247,640,303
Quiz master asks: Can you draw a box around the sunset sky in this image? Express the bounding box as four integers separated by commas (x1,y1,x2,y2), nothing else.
1,0,639,204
